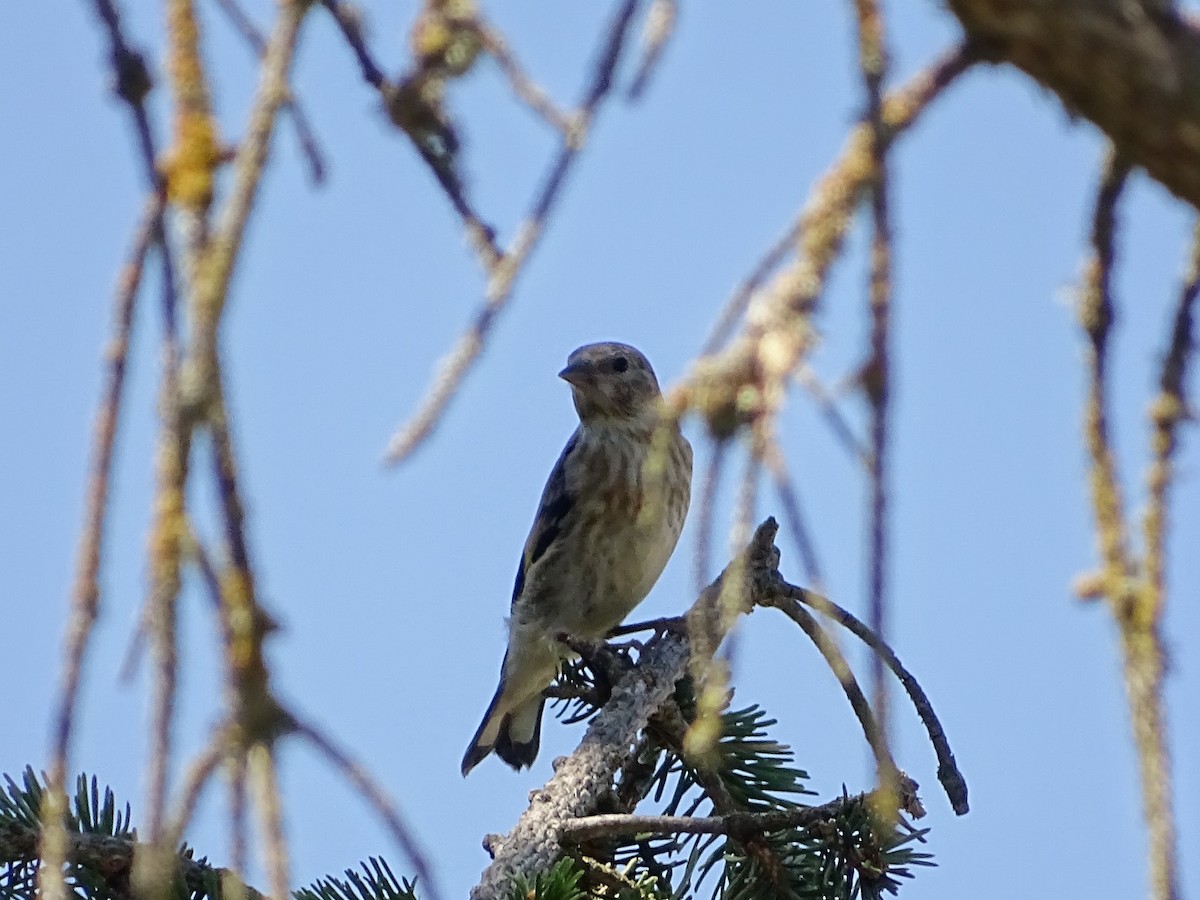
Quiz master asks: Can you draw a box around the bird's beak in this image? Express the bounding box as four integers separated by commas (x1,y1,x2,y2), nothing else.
558,361,589,386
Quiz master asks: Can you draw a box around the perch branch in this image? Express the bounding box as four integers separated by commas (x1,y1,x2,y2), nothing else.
560,781,921,843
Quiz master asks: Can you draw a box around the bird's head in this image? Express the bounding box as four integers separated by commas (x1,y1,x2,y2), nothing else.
559,342,662,424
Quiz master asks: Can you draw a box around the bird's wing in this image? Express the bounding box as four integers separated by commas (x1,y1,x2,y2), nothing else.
511,429,580,607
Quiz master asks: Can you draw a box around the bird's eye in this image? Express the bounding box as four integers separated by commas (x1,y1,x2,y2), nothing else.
611,356,629,373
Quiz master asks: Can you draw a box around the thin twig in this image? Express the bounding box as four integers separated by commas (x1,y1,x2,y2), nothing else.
1076,148,1182,900
145,512,180,843
1125,220,1198,900
768,597,898,787
229,749,248,882
42,191,164,900
700,219,802,357
383,0,642,465
45,6,166,896
1142,221,1200,614
163,735,228,852
683,45,974,446
720,433,762,669
319,0,387,88
211,0,328,184
1078,148,1133,587
761,435,825,587
134,301,190,900
474,22,572,134
209,377,255,575
852,0,896,801
693,440,728,593
88,0,159,183
782,585,969,814
186,0,312,402
628,0,677,100
560,786,904,843
249,745,291,900
186,527,256,886
798,366,870,466
293,717,443,900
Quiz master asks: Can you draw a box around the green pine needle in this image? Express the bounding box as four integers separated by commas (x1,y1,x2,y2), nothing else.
506,857,587,900
295,857,420,900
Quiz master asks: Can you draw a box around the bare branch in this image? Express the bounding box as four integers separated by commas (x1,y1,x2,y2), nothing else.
1123,220,1199,900
693,439,728,593
1078,148,1135,591
628,0,677,100
474,23,572,134
947,0,1200,210
211,0,328,184
248,745,291,900
781,586,970,815
683,45,974,440
700,219,801,357
318,0,387,88
185,0,312,402
163,734,228,853
471,638,691,899
293,716,444,900
767,597,899,792
383,0,642,465
761,434,825,587
560,781,922,844
1074,147,1183,900
851,0,897,806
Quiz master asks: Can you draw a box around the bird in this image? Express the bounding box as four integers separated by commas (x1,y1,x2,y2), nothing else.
461,341,693,776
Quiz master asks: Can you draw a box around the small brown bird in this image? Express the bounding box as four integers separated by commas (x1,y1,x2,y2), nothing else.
462,342,693,775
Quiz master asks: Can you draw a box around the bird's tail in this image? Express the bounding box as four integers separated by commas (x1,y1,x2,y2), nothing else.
461,683,545,776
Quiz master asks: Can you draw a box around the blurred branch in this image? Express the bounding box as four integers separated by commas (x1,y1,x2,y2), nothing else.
628,0,677,99
798,366,870,465
693,439,728,592
681,44,974,441
947,0,1200,210
1122,220,1198,900
851,0,897,808
700,219,801,357
211,0,328,184
46,5,172,891
761,434,825,588
383,0,642,465
319,0,386,87
86,0,158,180
184,0,311,401
318,0,503,267
248,746,290,900
293,717,443,900
42,190,165,900
1077,148,1134,594
474,23,573,134
1075,147,1183,900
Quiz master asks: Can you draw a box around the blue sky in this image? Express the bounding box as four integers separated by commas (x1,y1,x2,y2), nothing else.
2,2,1197,898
